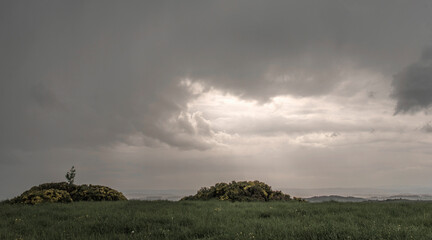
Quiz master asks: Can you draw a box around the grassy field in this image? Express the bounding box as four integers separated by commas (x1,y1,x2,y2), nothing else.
1,200,432,240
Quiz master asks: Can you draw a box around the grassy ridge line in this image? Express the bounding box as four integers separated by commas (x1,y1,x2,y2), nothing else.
1,200,432,240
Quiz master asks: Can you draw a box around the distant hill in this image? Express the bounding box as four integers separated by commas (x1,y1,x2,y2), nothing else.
306,195,366,203
378,194,432,201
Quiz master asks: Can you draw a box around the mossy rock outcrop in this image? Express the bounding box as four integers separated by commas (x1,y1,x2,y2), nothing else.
181,180,305,202
9,182,127,205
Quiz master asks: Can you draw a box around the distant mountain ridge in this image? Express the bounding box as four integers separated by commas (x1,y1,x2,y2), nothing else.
369,194,432,201
120,189,432,202
306,194,432,202
306,195,366,203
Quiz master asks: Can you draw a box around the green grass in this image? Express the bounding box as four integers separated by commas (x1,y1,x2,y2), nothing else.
1,200,432,239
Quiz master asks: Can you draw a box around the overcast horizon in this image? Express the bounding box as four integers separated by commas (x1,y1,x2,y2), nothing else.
2,1,432,200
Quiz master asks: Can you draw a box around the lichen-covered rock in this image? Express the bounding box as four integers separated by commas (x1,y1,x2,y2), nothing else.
10,182,127,204
181,180,303,202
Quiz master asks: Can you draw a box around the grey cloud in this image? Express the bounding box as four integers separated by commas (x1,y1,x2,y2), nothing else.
420,122,432,133
213,114,388,137
0,1,199,151
152,111,216,151
392,47,432,114
2,0,432,152
329,132,340,138
177,0,432,100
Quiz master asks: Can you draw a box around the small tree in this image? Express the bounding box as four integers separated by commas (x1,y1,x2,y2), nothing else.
65,166,76,185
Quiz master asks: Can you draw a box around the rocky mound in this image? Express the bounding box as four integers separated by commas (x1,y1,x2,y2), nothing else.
9,182,127,205
181,180,304,202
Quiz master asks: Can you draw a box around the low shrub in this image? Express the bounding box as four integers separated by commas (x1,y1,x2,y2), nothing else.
9,182,127,205
71,184,128,201
26,182,79,193
181,180,304,202
9,189,73,204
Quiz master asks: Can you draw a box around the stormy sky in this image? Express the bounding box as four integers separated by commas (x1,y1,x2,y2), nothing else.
2,0,432,199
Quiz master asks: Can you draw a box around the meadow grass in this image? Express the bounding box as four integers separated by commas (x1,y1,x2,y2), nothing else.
1,200,432,239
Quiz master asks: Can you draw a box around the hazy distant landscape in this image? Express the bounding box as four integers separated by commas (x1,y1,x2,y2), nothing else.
122,188,432,202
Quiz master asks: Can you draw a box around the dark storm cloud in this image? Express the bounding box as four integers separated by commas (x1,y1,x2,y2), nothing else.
1,0,432,152
392,47,432,114
0,0,198,151
162,0,432,101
